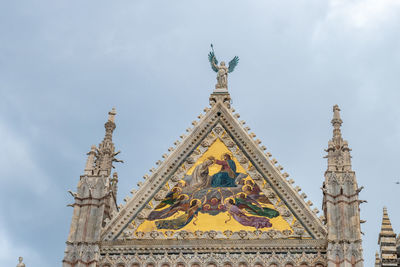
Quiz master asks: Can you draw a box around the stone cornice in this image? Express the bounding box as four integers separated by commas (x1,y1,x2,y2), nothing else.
100,238,327,253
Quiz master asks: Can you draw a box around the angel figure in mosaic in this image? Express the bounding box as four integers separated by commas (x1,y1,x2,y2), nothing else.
224,198,272,229
208,44,239,89
147,192,189,221
154,186,183,210
242,183,272,205
234,189,279,219
155,199,202,230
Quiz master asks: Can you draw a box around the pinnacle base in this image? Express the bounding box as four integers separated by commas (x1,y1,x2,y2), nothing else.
213,87,229,94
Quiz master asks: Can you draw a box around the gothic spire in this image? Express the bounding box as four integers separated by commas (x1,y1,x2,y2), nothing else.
64,108,121,267
326,104,352,172
94,107,121,176
378,207,398,267
379,207,396,239
331,104,343,144
323,105,364,266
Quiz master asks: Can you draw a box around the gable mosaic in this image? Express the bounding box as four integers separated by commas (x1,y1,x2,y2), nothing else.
63,79,364,266
135,133,301,238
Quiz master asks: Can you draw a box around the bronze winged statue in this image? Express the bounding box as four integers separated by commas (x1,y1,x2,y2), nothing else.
208,44,239,90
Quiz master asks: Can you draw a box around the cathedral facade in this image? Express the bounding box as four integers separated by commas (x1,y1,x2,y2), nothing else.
62,85,388,267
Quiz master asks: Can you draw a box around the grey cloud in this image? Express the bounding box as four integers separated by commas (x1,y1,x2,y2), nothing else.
0,0,399,266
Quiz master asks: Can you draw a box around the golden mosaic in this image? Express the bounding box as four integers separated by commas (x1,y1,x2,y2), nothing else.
135,138,298,236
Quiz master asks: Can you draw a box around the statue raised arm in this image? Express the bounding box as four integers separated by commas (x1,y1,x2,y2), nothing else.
208,44,239,90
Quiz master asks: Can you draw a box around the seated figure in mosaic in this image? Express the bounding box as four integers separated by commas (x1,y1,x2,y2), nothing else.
184,157,214,190
211,153,245,187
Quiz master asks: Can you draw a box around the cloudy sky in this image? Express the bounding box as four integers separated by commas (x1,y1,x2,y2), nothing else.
1,0,400,266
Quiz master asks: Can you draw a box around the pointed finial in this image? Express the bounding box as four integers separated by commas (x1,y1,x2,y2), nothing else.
111,172,118,196
325,104,353,171
332,104,342,123
104,108,117,140
108,107,116,123
332,105,342,127
381,207,395,231
94,108,118,175
84,145,97,175
331,105,343,141
382,206,391,224
379,206,396,242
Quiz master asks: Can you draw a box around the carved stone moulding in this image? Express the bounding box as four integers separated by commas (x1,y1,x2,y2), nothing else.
126,229,308,240
100,239,326,254
99,250,327,267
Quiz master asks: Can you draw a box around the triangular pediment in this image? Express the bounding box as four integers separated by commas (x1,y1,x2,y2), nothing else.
101,93,327,242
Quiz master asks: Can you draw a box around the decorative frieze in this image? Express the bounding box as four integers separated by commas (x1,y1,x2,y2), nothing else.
99,251,326,267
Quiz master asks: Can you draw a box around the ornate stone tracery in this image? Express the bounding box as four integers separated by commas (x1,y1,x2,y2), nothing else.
99,250,326,267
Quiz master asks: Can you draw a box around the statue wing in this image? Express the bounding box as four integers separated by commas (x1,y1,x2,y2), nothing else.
208,51,219,72
228,56,239,73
